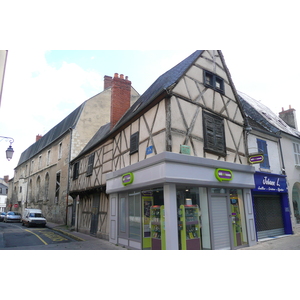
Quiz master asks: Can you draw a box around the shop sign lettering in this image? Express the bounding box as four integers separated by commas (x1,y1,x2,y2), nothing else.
254,173,288,193
122,173,134,186
215,169,233,182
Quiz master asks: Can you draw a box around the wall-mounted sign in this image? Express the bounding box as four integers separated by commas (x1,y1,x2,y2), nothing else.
215,168,233,182
253,172,287,193
122,173,134,186
180,145,191,155
146,146,153,155
249,154,264,164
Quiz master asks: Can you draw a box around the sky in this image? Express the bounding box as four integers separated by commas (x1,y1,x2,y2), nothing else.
1,49,300,179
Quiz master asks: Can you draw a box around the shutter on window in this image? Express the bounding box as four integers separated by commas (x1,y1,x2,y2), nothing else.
86,153,95,176
130,132,139,155
257,139,270,169
203,111,226,156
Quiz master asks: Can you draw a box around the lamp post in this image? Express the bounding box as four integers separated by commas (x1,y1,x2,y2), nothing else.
0,136,14,160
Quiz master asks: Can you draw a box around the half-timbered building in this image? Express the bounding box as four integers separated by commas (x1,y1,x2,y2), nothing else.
70,50,257,250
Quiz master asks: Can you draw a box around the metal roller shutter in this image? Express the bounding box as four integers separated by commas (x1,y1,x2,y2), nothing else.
254,195,284,239
211,197,231,250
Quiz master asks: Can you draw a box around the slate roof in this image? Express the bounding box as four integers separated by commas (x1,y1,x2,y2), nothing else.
238,91,300,138
75,50,205,159
17,103,85,167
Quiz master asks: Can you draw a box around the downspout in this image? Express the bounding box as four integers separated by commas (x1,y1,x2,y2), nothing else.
277,131,286,175
66,127,73,226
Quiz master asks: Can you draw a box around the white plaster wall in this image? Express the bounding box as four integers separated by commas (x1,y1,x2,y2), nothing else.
248,133,282,174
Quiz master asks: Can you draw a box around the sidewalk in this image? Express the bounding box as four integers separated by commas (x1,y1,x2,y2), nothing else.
46,222,128,250
239,225,300,250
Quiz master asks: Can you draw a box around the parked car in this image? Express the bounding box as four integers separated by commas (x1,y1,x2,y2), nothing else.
4,211,22,223
22,208,47,227
0,212,6,222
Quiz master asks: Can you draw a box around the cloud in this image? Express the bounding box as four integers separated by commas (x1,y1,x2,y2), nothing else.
0,50,103,177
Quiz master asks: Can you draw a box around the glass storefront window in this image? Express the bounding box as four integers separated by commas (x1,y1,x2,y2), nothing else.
229,189,248,247
120,197,126,234
176,186,211,250
129,192,141,240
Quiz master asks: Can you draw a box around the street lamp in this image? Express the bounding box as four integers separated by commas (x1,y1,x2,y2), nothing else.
0,136,14,161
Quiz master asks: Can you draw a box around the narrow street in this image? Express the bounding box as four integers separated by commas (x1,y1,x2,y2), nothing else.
0,222,127,250
0,222,78,249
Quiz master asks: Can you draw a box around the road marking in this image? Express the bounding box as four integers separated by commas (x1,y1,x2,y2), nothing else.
37,230,68,242
25,229,48,245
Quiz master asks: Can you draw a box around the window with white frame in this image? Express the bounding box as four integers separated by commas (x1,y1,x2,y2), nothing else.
293,143,300,165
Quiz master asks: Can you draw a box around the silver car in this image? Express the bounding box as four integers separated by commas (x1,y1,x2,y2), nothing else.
0,212,6,222
4,211,22,223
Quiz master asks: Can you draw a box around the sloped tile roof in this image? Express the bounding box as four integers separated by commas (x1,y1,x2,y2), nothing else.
239,91,300,138
75,50,204,159
17,103,85,167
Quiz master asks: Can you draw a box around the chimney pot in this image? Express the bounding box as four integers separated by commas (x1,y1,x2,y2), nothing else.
114,73,119,78
120,74,124,79
36,134,43,142
4,175,9,183
104,75,113,90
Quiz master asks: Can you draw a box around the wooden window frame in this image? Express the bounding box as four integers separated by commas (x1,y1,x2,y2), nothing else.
203,110,226,157
73,162,80,180
130,132,139,155
86,153,95,177
204,70,225,94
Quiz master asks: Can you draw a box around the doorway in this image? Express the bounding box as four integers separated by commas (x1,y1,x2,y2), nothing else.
210,195,232,250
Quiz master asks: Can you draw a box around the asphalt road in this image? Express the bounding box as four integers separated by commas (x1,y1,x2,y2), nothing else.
0,221,78,250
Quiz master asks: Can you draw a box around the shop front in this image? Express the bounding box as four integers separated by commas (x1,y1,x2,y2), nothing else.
107,152,256,250
252,172,293,240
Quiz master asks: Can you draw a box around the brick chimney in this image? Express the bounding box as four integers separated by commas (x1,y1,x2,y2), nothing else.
110,73,131,129
104,75,113,90
4,175,9,183
36,134,43,142
279,105,298,130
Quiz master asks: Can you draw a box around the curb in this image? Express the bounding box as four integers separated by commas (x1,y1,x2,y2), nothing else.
50,227,85,242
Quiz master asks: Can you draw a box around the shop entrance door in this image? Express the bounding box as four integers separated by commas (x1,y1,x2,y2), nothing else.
118,192,142,248
253,195,284,239
90,194,100,235
210,195,232,250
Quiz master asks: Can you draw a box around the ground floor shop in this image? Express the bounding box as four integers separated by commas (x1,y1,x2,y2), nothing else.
106,152,257,250
252,172,293,240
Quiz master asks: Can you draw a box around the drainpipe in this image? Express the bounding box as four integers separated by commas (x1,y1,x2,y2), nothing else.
66,127,73,226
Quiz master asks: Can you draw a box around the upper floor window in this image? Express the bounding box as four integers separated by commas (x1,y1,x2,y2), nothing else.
130,132,139,155
73,162,80,180
38,155,42,169
203,111,226,157
204,70,225,94
257,139,270,169
58,142,62,160
47,150,51,166
86,153,95,177
293,143,300,165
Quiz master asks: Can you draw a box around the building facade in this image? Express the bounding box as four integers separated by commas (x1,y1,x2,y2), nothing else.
0,177,8,212
70,50,258,250
240,92,293,240
9,83,139,224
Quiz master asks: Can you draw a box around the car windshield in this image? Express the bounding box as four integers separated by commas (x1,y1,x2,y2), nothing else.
29,213,43,217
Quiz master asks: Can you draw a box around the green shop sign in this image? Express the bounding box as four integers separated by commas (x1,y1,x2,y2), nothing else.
122,173,134,186
215,168,233,182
